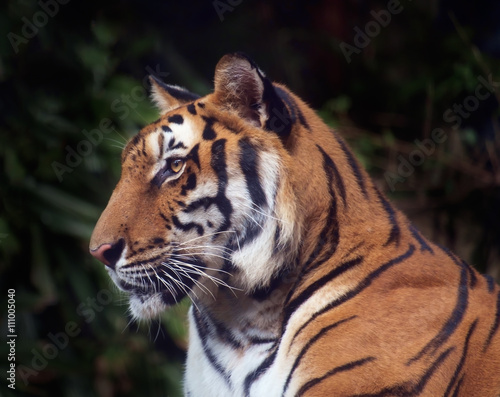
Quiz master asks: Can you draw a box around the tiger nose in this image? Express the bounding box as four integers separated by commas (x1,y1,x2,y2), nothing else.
90,239,125,270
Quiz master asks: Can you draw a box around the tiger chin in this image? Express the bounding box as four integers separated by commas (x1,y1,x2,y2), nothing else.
90,53,500,396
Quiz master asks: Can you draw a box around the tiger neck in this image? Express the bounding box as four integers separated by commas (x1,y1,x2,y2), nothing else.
193,283,291,344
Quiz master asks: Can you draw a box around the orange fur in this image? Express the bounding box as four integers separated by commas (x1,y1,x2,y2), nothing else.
90,54,500,396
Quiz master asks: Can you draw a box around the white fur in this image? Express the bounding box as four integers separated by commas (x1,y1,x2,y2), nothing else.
183,282,355,397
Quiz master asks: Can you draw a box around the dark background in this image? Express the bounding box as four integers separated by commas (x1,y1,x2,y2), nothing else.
1,0,499,396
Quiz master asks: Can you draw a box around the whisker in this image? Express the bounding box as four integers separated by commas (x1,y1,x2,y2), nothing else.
168,250,233,264
123,314,137,334
177,230,237,247
161,269,197,302
170,259,234,278
239,201,286,224
150,266,178,301
142,264,157,293
104,137,127,149
114,130,130,144
168,260,242,295
169,262,216,300
151,317,164,343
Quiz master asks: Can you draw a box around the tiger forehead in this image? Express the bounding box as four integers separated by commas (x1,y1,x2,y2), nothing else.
121,99,250,166
122,107,204,164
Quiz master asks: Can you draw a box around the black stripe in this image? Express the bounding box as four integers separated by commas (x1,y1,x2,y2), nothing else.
152,237,165,245
122,253,165,269
409,224,434,254
272,224,282,255
202,116,217,140
192,308,232,386
354,347,454,397
296,357,375,397
317,144,347,206
444,249,478,289
149,75,201,102
264,85,294,139
451,376,464,397
284,257,363,334
239,138,267,208
172,215,204,236
251,269,287,301
484,274,496,293
188,143,200,169
408,248,469,364
291,245,415,343
168,114,184,124
247,336,277,345
162,125,172,133
375,188,401,247
187,103,197,115
484,291,500,351
335,133,369,198
174,140,187,150
170,141,187,150
127,134,141,155
243,349,278,397
299,146,341,275
234,138,269,250
465,261,478,289
205,310,242,350
211,139,233,233
183,196,215,213
181,173,197,196
444,320,477,397
282,316,357,394
158,132,165,154
274,85,310,130
159,211,170,226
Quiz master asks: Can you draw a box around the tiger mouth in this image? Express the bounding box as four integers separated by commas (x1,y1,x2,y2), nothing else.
106,263,195,306
117,275,191,307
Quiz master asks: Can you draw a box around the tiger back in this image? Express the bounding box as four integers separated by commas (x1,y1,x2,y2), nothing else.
90,53,500,396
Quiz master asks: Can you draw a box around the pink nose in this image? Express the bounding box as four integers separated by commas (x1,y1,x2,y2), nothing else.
90,244,112,266
90,239,124,269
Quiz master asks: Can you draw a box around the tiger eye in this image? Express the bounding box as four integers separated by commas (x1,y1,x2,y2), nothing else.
171,159,184,173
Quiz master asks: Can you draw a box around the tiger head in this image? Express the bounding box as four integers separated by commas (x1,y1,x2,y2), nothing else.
90,53,312,319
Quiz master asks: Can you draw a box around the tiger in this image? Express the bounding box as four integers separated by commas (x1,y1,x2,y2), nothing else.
90,53,500,397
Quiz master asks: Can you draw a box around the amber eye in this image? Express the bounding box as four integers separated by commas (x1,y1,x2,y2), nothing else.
152,157,185,187
170,158,184,173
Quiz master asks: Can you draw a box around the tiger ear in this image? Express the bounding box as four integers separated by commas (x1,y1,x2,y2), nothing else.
149,75,200,114
213,53,292,141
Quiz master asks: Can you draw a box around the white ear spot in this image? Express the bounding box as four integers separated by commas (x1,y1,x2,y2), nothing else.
149,76,200,114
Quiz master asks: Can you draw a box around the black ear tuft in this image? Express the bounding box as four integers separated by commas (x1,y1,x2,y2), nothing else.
149,75,200,114
213,53,293,142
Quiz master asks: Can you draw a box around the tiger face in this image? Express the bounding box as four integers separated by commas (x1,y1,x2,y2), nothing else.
89,54,302,319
